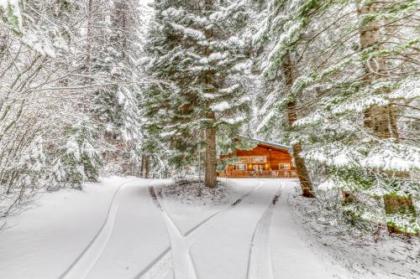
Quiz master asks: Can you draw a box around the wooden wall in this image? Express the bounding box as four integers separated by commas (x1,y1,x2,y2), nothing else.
226,144,293,171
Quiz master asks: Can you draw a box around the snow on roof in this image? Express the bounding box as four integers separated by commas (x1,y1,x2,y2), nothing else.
237,135,291,150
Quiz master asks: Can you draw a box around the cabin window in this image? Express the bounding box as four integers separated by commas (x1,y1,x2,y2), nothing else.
236,163,246,171
279,163,290,170
253,165,263,171
237,156,267,164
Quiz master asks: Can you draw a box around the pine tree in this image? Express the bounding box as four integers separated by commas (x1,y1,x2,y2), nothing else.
51,120,101,189
253,0,419,233
145,0,250,187
251,0,323,197
88,0,145,175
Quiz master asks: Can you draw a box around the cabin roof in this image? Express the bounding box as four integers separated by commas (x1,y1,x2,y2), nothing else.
237,136,291,151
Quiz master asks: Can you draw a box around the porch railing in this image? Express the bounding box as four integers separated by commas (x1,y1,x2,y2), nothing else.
218,170,297,178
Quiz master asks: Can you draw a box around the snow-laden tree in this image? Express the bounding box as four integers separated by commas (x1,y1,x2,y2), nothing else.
144,0,251,187
0,0,88,215
82,0,146,175
0,0,151,216
252,0,419,234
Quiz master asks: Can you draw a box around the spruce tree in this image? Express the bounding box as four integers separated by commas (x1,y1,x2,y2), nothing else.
253,0,419,233
145,0,250,187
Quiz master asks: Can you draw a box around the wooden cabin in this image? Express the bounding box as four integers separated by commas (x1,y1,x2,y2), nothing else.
218,139,297,178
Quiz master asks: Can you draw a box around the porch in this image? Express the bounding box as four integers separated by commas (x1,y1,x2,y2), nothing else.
218,169,297,178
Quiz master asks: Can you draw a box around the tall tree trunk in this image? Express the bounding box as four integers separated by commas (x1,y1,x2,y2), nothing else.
204,113,217,188
283,52,315,198
357,1,414,235
86,0,93,80
141,155,149,178
287,102,315,197
358,0,396,139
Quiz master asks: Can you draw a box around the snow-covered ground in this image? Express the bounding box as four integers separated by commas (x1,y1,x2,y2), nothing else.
0,177,417,279
289,188,420,279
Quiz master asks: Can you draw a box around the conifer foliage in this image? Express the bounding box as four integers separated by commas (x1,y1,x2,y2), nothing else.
0,0,149,216
0,0,418,234
252,0,419,234
144,0,250,187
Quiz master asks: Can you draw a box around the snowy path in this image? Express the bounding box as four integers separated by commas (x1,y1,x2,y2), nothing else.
146,179,348,279
0,178,349,279
60,180,172,279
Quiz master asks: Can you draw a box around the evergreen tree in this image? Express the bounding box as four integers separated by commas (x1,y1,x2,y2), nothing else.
145,0,251,187
88,0,145,175
51,120,101,189
253,0,419,233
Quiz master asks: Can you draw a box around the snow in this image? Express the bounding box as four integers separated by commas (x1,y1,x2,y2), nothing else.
170,23,206,41
318,179,337,191
1,177,417,279
199,52,227,64
223,115,245,125
0,177,171,279
211,101,231,112
0,176,123,278
220,84,240,94
390,77,420,100
22,32,57,58
263,20,303,77
158,179,254,235
332,95,389,114
269,181,349,279
358,142,420,172
0,0,22,30
289,187,420,279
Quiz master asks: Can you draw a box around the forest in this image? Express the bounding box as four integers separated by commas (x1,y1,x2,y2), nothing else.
0,0,419,241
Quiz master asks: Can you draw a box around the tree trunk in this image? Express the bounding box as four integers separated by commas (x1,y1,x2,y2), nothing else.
86,0,93,79
283,52,315,198
357,1,414,235
358,0,396,140
204,113,217,188
141,155,149,178
287,101,315,198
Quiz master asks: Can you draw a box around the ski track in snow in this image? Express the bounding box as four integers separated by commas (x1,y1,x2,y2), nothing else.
187,180,279,279
145,186,198,279
133,247,173,279
246,189,281,279
54,179,345,279
138,183,263,279
59,179,137,279
184,184,260,237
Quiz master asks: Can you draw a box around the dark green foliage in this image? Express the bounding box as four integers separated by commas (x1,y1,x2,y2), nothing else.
144,0,251,169
56,122,102,188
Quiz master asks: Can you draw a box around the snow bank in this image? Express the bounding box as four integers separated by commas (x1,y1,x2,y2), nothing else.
288,188,420,279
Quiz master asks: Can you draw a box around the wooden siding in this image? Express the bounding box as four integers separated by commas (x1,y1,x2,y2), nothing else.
219,143,296,178
235,144,292,170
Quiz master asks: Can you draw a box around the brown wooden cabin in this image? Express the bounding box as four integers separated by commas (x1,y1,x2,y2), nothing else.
218,139,297,178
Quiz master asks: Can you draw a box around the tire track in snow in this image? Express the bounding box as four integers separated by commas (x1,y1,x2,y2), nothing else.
133,247,173,279
137,183,262,279
246,185,282,279
148,186,198,279
59,179,136,279
184,185,259,237
134,187,172,279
